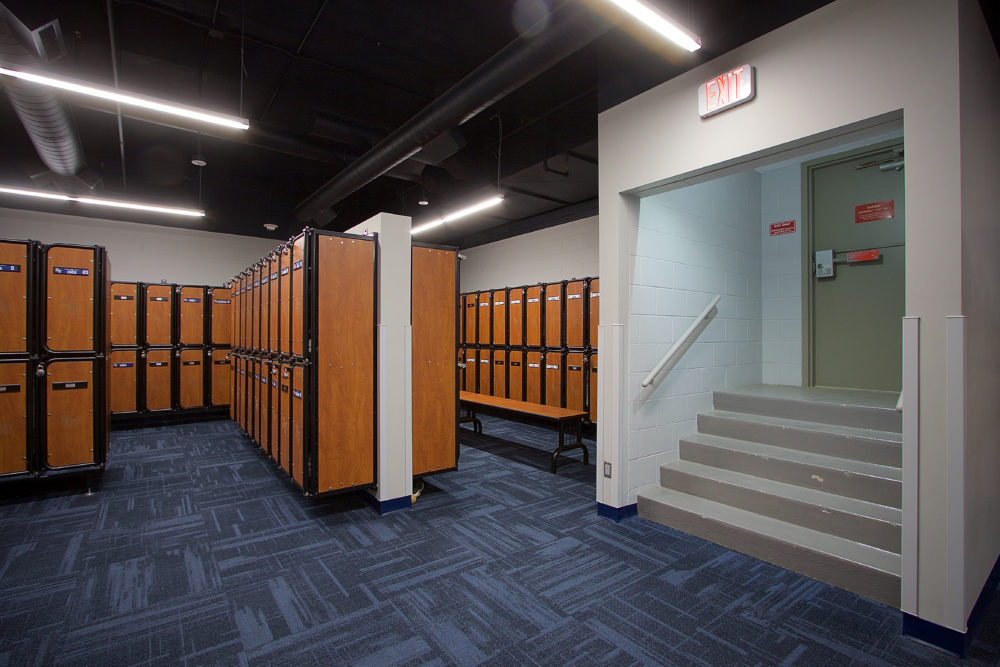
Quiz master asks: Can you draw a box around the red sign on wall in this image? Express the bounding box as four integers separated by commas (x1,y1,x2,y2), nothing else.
769,220,796,236
846,249,880,263
855,200,895,223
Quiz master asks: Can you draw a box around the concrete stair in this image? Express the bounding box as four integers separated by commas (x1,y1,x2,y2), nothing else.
637,384,903,607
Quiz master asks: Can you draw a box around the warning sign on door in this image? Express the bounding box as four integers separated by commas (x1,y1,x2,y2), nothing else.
769,220,796,236
855,200,894,223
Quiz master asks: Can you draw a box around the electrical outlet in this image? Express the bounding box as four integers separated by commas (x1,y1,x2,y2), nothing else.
603,462,612,478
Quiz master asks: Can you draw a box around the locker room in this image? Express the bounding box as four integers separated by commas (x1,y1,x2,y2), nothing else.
0,0,998,663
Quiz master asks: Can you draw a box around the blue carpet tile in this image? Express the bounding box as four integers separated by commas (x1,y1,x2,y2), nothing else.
1,418,998,665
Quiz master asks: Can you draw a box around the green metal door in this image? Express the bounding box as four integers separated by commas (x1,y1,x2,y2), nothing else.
807,141,905,391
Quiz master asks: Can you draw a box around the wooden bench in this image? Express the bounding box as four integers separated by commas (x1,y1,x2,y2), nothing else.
459,391,589,473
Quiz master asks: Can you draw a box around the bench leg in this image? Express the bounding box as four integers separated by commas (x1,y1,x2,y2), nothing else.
551,420,588,473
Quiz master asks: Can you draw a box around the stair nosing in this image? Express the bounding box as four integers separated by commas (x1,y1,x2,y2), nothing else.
701,409,902,444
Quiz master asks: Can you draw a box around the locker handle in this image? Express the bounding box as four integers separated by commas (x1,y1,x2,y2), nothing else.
35,366,45,377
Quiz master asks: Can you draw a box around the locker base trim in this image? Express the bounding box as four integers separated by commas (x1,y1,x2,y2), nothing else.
365,493,411,515
597,502,637,522
111,406,229,430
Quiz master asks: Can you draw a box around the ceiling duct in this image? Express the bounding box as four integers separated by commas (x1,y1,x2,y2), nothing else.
295,1,611,223
0,5,86,180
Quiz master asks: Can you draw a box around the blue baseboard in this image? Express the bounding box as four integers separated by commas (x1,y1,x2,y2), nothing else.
597,502,637,522
903,552,1000,657
364,492,411,515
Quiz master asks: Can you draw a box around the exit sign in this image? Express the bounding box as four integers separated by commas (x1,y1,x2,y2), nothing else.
699,64,755,118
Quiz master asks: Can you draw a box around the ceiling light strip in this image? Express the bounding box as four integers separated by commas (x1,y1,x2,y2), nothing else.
605,0,701,52
0,67,250,131
411,195,504,235
0,186,205,217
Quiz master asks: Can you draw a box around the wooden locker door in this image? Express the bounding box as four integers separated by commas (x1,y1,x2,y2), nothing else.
110,283,138,346
279,248,292,354
526,350,542,404
268,257,279,354
145,285,173,346
109,350,137,413
544,283,563,349
477,349,490,394
589,278,599,349
588,353,598,423
291,237,306,357
235,358,246,430
544,351,562,408
45,360,94,467
462,294,476,345
0,361,28,473
508,287,524,347
508,350,524,401
279,364,292,473
411,246,458,476
459,348,473,392
476,292,491,345
210,351,231,406
316,235,374,492
270,363,280,463
179,287,205,345
566,352,585,412
45,247,96,353
239,275,249,349
179,349,205,408
492,349,507,398
255,362,267,450
525,285,542,347
566,281,585,348
0,242,29,354
210,288,232,346
291,365,304,487
145,349,172,411
492,290,507,347
252,265,263,351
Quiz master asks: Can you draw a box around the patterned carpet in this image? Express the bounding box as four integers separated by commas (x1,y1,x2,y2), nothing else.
0,418,997,666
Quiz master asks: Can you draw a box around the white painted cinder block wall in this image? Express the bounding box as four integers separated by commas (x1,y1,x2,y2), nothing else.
458,215,598,292
627,171,763,498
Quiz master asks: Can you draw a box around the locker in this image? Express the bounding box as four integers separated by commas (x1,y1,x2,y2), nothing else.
209,349,231,406
476,292,491,345
179,348,205,408
0,360,29,474
589,278,600,349
526,350,542,404
110,282,138,346
255,361,268,451
544,283,563,349
145,349,172,411
507,350,524,401
279,245,292,354
233,279,243,349
290,363,304,488
0,240,31,356
109,349,138,413
179,286,205,346
411,245,458,476
525,285,542,347
566,352,585,412
543,350,562,408
239,273,249,349
209,287,232,346
508,287,524,347
145,284,174,346
269,362,281,463
477,349,491,394
491,289,507,347
588,353,598,423
291,236,305,356
268,254,280,354
459,347,471,392
566,280,585,348
259,260,270,352
235,356,247,431
492,348,507,398
279,363,292,473
462,293,476,345
251,264,262,351
45,359,95,467
45,245,98,353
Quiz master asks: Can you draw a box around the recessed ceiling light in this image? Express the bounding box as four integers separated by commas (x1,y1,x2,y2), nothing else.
418,198,429,206
263,223,278,231
191,157,207,167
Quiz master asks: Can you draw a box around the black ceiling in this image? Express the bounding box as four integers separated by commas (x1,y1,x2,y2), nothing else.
3,0,991,248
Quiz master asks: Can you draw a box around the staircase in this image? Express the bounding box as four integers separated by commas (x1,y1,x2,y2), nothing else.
637,384,903,607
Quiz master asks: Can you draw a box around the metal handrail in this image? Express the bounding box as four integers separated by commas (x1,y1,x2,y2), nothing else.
641,294,721,388
896,392,903,412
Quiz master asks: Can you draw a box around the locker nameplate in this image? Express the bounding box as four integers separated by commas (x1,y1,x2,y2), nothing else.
213,360,231,365
271,273,278,280
114,295,134,300
261,276,268,284
480,359,489,363
568,365,582,371
528,363,540,368
149,296,169,302
254,281,260,287
547,296,560,301
528,298,539,303
592,367,598,372
591,292,600,297
53,267,89,276
281,384,289,393
466,358,475,363
280,267,289,276
182,360,201,366
494,301,504,306
479,303,489,307
183,298,202,303
52,381,88,390
293,261,303,270
568,294,582,300
0,384,21,393
510,361,521,367
260,376,267,383
149,361,168,367
466,303,475,308
510,300,521,305
271,380,278,388
0,263,21,272
292,389,303,398
112,362,135,368
546,364,559,370
495,360,504,365
213,299,231,304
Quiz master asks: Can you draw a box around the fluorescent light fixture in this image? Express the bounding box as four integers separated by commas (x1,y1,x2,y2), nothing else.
0,66,250,131
410,195,504,235
605,0,701,52
0,185,205,217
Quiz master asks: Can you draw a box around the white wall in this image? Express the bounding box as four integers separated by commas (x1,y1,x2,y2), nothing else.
0,207,277,285
459,216,598,292
598,0,977,629
627,172,762,498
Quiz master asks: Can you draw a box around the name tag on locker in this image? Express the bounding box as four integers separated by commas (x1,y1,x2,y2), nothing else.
150,297,169,302
494,301,504,306
281,267,289,276
112,362,134,368
149,362,168,367
293,261,303,270
0,384,21,393
567,294,581,300
568,365,582,371
52,381,87,390
547,296,560,302
183,298,201,303
479,303,489,307
52,267,89,276
528,363,540,368
213,299,231,304
0,264,20,272
510,300,521,305
528,298,539,303
293,389,303,399
546,364,559,370
114,295,134,300
271,273,278,280
182,361,201,366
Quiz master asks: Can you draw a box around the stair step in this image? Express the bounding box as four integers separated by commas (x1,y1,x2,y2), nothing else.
660,460,901,553
680,432,901,508
698,410,901,467
713,385,901,433
637,485,901,606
